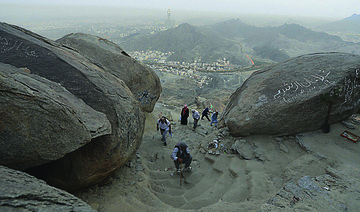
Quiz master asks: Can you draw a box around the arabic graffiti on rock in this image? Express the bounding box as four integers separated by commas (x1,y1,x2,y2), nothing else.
0,35,39,57
272,69,360,104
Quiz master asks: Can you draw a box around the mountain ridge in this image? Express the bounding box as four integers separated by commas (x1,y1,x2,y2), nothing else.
120,23,250,65
120,19,360,64
317,13,360,33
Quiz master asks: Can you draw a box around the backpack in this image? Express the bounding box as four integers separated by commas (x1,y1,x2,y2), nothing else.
159,116,170,126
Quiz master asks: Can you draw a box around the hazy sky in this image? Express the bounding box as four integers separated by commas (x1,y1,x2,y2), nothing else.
1,0,359,18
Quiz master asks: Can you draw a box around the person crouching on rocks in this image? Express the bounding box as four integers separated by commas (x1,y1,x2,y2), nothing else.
157,117,171,146
171,142,192,173
191,109,200,131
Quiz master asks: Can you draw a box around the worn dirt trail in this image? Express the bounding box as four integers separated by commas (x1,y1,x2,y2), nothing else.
74,103,360,211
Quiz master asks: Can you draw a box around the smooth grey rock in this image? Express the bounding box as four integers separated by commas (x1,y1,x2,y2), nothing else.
341,121,355,129
222,52,360,136
0,165,95,212
56,33,161,112
0,22,145,191
0,64,111,170
231,139,254,160
279,143,289,153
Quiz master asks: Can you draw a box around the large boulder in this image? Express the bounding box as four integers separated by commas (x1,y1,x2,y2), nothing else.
56,33,162,112
0,63,111,170
0,165,95,212
221,52,360,136
0,22,146,190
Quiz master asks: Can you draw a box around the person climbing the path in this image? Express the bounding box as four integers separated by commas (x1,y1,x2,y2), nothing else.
201,106,211,121
191,109,200,130
156,116,171,146
171,142,192,173
180,105,189,125
210,110,218,127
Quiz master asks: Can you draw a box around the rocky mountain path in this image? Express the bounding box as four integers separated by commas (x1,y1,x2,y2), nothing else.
74,105,360,211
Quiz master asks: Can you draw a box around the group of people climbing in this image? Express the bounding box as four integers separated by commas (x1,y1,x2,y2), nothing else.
180,105,218,129
156,104,219,174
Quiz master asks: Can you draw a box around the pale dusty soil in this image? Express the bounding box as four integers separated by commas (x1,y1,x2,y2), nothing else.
74,68,360,211
74,102,360,212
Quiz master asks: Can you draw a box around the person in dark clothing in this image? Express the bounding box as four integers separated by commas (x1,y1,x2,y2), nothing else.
171,142,192,173
180,105,189,125
201,107,211,121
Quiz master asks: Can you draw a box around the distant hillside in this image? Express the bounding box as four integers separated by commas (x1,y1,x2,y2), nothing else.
208,19,276,45
120,23,251,66
210,19,359,59
120,19,360,65
276,24,343,42
318,13,360,33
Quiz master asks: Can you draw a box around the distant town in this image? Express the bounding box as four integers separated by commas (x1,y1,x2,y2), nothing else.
129,50,255,89
130,50,242,72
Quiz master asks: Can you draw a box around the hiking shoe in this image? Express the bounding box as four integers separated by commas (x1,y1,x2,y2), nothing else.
184,166,192,171
163,142,167,146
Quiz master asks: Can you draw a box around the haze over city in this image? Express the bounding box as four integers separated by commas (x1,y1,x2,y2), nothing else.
1,0,360,18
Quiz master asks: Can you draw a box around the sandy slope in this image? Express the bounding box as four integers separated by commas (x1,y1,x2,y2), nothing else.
74,102,360,212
